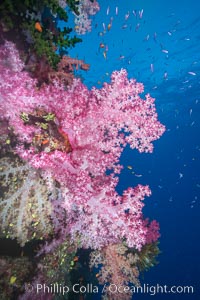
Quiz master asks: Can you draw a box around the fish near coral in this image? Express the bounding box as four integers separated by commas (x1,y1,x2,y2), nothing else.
35,22,42,32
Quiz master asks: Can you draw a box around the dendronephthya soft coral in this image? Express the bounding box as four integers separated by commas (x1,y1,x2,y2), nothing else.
0,41,165,299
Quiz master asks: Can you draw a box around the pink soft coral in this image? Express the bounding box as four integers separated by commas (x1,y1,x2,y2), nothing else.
0,42,164,250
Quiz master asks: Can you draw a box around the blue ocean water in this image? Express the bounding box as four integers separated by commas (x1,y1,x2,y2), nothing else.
65,1,200,299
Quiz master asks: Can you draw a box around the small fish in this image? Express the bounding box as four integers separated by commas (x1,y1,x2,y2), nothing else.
116,6,118,15
133,10,137,17
107,23,112,31
162,49,169,54
135,174,142,177
139,9,144,19
135,23,140,31
99,43,105,48
179,172,183,179
125,11,130,20
41,139,49,145
73,256,79,262
10,276,17,285
127,166,133,170
102,23,106,31
164,72,168,79
144,34,150,41
122,24,128,29
103,51,107,59
188,71,196,76
167,31,172,36
150,63,154,72
106,6,110,15
35,22,42,32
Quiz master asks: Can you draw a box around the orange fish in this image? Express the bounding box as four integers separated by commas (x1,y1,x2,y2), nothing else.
107,23,112,31
73,256,79,262
35,22,42,32
41,139,49,145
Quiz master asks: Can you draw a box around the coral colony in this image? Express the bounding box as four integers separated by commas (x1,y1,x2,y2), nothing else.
0,1,165,299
